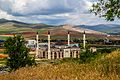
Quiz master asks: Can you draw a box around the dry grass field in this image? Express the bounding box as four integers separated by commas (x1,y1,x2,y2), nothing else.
0,50,120,80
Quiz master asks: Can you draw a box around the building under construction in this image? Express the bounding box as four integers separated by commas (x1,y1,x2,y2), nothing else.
27,31,86,60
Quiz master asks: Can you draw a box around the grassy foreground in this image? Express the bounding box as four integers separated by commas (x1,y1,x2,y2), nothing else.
0,50,120,80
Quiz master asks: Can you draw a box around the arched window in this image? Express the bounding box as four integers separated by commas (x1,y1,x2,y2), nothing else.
51,52,53,59
62,52,64,58
76,51,79,58
70,52,72,58
59,52,60,58
43,51,45,58
46,52,48,59
54,52,57,59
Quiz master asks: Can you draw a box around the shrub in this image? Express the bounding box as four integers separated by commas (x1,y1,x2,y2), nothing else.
98,48,117,54
4,35,36,71
80,49,99,63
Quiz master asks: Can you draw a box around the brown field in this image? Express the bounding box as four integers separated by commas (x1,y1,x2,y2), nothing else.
42,28,107,39
0,54,8,58
0,50,120,80
0,34,14,37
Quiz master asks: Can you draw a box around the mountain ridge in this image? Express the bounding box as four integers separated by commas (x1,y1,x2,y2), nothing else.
76,24,120,34
0,19,55,28
0,18,120,35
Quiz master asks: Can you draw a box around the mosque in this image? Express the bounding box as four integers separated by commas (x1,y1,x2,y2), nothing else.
27,31,86,60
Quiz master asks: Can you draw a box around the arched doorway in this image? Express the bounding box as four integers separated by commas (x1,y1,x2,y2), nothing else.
54,52,57,59
43,51,45,58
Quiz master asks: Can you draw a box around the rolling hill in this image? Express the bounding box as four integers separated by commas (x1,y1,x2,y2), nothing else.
0,19,55,34
0,19,120,40
0,19,55,29
76,24,120,35
0,18,28,25
63,25,107,35
0,19,119,35
0,19,106,35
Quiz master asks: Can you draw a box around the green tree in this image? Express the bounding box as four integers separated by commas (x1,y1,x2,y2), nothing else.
91,0,120,21
4,35,36,71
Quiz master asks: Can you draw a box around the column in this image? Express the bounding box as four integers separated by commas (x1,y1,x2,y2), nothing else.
56,52,59,59
73,51,76,58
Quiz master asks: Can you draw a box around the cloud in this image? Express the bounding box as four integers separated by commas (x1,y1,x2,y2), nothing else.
0,0,74,16
0,9,15,20
0,0,119,25
0,0,94,16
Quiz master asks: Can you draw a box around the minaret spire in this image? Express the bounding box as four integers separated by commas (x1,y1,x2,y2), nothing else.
68,31,70,46
83,31,86,49
48,31,51,59
36,32,39,57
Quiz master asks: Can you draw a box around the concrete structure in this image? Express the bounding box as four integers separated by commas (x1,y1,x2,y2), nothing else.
68,31,70,46
83,31,86,49
37,48,80,59
27,31,81,60
48,31,51,59
36,32,39,57
27,40,36,45
39,43,48,47
26,40,36,49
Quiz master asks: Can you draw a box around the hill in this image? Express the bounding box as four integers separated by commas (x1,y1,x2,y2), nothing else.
63,25,107,35
0,19,55,35
0,19,119,40
76,24,120,35
0,19,55,29
0,19,120,35
0,19,28,25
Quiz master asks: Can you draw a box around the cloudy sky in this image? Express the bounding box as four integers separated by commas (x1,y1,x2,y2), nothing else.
0,0,119,25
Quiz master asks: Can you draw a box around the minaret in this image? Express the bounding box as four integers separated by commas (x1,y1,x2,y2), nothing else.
68,31,70,46
48,31,51,59
36,32,39,57
83,31,86,49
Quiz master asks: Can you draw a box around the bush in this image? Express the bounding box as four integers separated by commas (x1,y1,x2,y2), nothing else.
98,48,117,54
80,49,99,63
4,35,36,71
79,43,91,49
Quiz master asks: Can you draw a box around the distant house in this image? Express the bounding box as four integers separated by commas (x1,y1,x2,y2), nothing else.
90,47,97,52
